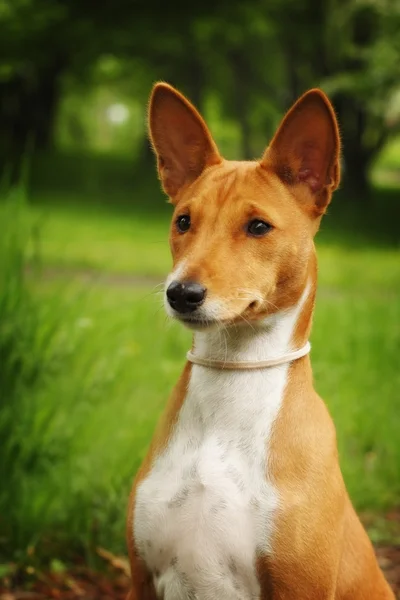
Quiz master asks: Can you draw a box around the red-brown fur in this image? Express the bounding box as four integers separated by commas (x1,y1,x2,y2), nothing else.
126,83,395,599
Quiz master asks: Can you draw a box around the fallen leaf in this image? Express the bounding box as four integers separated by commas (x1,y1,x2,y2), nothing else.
96,548,130,577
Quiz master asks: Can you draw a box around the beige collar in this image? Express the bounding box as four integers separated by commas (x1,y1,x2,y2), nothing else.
187,341,311,370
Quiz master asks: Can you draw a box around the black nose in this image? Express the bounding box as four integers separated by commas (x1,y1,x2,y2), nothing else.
166,281,207,313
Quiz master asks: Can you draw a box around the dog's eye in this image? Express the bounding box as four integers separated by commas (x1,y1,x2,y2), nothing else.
176,215,191,233
247,219,272,237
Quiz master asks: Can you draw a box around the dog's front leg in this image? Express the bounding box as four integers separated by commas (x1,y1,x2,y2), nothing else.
257,542,341,600
126,556,157,600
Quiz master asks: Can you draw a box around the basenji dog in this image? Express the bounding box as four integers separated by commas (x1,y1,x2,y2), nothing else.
126,83,394,600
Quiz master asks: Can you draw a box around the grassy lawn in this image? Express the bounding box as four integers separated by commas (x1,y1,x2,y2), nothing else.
28,190,400,291
28,194,172,277
4,276,399,560
1,162,400,565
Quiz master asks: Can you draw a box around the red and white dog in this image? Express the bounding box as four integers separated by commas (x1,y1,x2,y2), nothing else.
126,83,394,600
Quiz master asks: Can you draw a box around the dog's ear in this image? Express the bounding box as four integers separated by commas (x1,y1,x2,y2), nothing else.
148,83,222,200
261,89,340,216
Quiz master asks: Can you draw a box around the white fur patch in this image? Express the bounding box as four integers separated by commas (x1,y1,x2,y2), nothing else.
134,286,309,600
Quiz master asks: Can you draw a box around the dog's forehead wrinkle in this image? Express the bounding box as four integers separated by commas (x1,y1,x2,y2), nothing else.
185,163,292,229
216,172,238,206
190,161,257,202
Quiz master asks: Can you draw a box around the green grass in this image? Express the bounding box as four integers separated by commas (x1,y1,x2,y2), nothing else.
29,200,400,291
28,188,400,291
313,292,400,510
5,281,190,562
0,191,187,562
3,275,399,563
25,151,400,288
1,158,400,567
28,194,172,277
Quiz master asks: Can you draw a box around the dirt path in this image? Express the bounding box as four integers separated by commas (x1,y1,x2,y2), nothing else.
28,265,399,300
27,265,162,289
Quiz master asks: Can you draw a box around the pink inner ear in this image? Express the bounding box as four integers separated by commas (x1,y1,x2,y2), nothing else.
298,168,321,193
297,141,326,193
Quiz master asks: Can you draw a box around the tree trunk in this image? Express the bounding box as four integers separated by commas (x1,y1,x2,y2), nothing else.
0,56,66,181
284,41,302,105
138,134,154,166
34,60,65,151
334,94,375,197
229,51,252,160
340,149,371,197
184,43,205,113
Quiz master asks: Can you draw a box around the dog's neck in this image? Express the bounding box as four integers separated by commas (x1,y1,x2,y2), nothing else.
192,283,313,366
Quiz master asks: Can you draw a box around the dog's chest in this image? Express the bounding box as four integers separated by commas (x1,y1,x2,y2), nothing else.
134,366,288,600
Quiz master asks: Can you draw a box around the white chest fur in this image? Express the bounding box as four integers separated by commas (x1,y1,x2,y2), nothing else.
133,282,310,600
134,363,287,600
133,285,310,600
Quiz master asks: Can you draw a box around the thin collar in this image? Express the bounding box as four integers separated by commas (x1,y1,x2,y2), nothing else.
187,341,311,370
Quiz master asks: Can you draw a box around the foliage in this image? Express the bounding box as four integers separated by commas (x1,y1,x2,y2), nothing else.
1,0,400,188
0,187,72,560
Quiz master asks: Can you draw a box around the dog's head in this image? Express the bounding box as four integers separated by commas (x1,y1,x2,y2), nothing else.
149,84,340,330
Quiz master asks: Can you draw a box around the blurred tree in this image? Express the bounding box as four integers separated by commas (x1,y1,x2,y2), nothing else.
0,0,233,175
323,0,400,192
1,0,399,190
188,5,286,159
0,0,69,174
266,0,400,192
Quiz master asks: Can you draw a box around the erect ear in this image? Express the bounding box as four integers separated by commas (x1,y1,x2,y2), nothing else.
148,82,222,200
261,89,340,216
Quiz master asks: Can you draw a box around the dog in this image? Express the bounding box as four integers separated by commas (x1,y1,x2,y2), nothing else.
126,83,395,599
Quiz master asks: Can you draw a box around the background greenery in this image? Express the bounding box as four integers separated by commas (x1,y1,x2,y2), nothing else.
0,0,399,575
